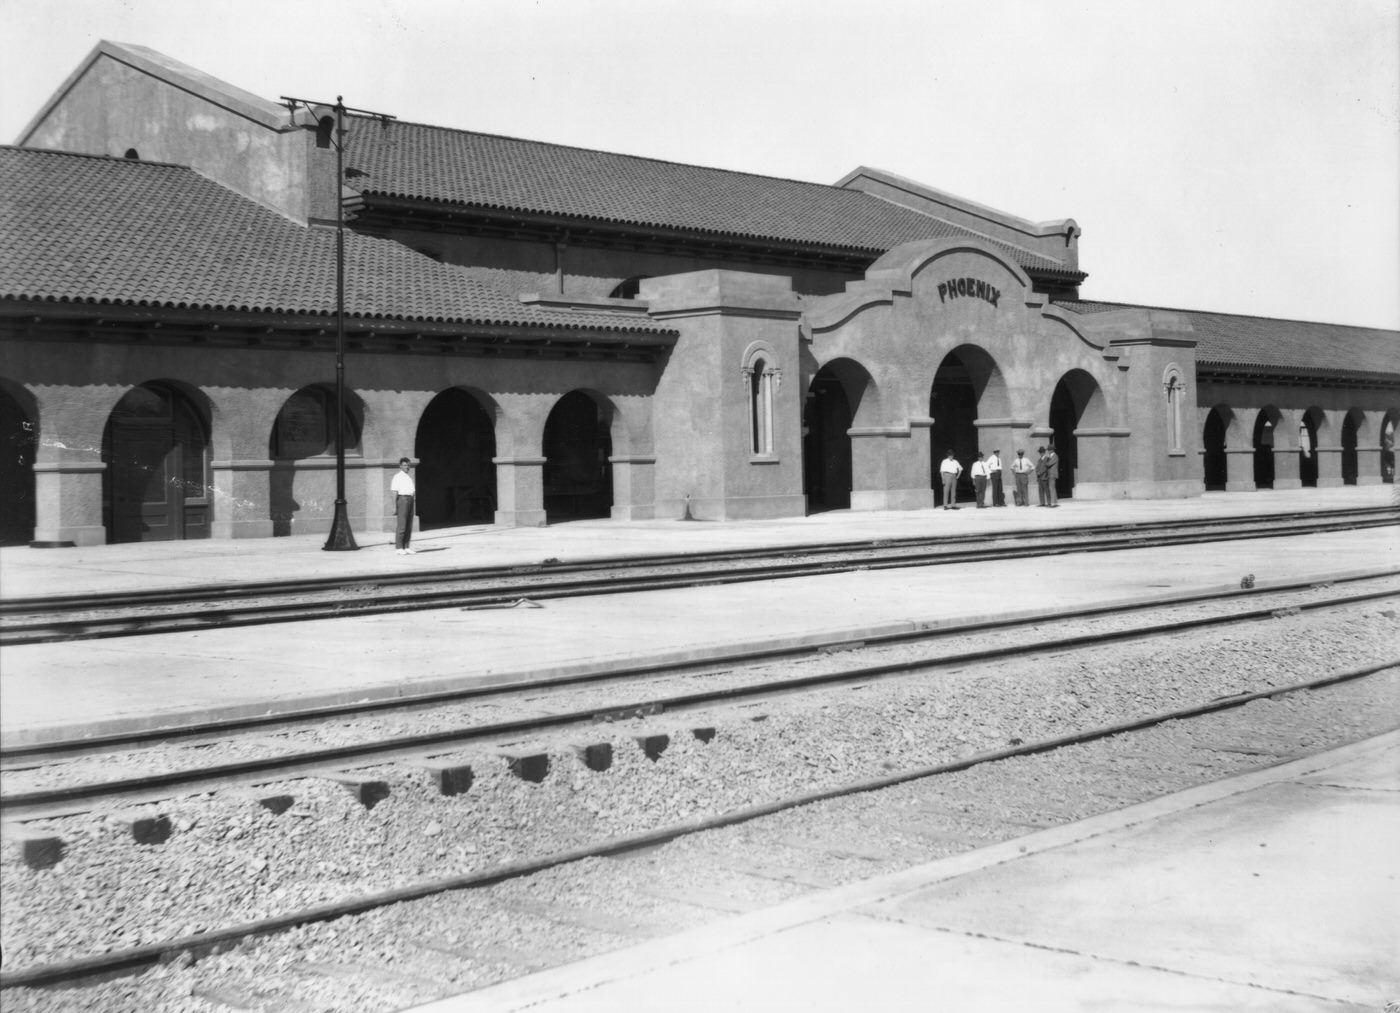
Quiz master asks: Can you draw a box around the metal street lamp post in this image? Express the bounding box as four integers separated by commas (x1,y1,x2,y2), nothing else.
281,94,394,551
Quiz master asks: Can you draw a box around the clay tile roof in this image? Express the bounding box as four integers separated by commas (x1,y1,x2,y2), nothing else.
344,118,1076,276
0,146,673,335
1057,299,1400,382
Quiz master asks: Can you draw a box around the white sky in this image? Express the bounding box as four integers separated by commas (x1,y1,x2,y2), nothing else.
3,0,1398,330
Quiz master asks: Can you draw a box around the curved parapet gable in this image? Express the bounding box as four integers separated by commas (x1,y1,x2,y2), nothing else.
805,237,1037,337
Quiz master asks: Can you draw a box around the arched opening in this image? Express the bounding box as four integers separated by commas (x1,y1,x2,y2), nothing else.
0,383,37,546
1341,411,1360,486
802,365,860,513
543,391,613,522
929,354,979,506
1202,407,1228,491
1382,412,1397,484
608,276,652,300
1299,410,1321,488
104,382,211,543
1252,410,1278,489
415,389,497,529
268,384,363,536
1048,370,1102,501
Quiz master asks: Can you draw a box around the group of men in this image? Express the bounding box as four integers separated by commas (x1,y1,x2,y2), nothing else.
939,446,1059,510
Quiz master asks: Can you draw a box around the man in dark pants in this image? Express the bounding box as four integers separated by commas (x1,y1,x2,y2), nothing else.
987,448,1005,507
391,456,417,554
1010,449,1033,505
1045,445,1060,507
1035,446,1051,506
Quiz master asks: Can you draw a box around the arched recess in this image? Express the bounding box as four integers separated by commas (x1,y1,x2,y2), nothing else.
1202,405,1231,491
803,358,875,513
1382,410,1398,484
1340,409,1363,486
1048,369,1107,501
929,345,1008,506
267,384,364,537
543,390,614,522
103,381,212,543
1252,406,1283,489
1299,407,1324,488
0,379,38,546
416,388,498,529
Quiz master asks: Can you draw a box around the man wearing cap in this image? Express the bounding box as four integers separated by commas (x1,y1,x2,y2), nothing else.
1035,446,1051,507
1010,449,1034,506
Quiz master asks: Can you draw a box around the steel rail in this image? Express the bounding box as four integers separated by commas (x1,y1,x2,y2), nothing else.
4,568,1395,766
1,510,1392,646
3,658,1394,992
1,505,1389,614
5,579,1395,820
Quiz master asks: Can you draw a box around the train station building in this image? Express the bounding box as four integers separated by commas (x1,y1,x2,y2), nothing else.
2,42,1397,546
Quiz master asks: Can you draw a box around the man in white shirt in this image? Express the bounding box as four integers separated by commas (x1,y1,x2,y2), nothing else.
1010,449,1035,506
987,449,1005,507
390,456,417,554
970,452,989,508
939,450,962,510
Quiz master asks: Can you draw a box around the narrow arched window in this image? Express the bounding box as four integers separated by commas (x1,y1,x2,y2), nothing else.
1163,366,1184,453
744,355,781,457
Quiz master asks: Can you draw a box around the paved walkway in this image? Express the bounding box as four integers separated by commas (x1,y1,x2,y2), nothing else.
408,731,1400,1013
0,488,1395,746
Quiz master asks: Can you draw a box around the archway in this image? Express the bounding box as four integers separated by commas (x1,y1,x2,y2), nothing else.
1202,407,1229,491
1048,370,1104,501
929,348,996,506
803,362,868,513
543,390,613,522
1341,410,1360,486
1252,409,1280,489
104,382,211,543
415,389,497,529
268,384,363,536
0,383,37,546
1383,412,1397,484
1299,409,1321,488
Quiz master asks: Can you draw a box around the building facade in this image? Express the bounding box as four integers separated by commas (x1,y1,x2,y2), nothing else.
2,42,1396,546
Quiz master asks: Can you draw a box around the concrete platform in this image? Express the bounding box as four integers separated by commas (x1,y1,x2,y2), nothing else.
0,487,1395,746
410,732,1400,1013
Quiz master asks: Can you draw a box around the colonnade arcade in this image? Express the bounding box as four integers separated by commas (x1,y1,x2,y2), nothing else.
1199,402,1395,491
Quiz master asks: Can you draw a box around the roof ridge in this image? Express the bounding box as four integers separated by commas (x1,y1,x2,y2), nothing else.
1059,298,1399,335
349,114,862,195
1,144,191,172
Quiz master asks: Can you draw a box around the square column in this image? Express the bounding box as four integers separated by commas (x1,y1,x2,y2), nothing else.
209,459,276,538
31,462,106,546
1224,448,1256,492
1314,445,1345,488
1272,447,1302,489
610,455,657,520
493,456,547,527
848,426,934,511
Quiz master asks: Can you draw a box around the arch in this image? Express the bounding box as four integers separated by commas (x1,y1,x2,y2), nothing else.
1299,406,1325,488
103,381,212,543
123,148,139,160
1162,363,1186,454
1340,408,1364,486
742,342,782,458
543,390,614,522
415,388,499,529
1252,406,1283,489
608,275,653,300
0,379,38,546
1382,410,1398,484
1048,369,1107,500
1202,404,1231,491
803,358,875,513
929,346,1007,505
268,384,365,536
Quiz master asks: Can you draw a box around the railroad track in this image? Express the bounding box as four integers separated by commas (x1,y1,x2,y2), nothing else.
2,606,1395,997
5,571,1396,822
0,505,1393,645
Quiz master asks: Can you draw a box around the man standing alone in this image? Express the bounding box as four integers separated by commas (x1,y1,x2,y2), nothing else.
939,450,962,510
391,456,417,554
